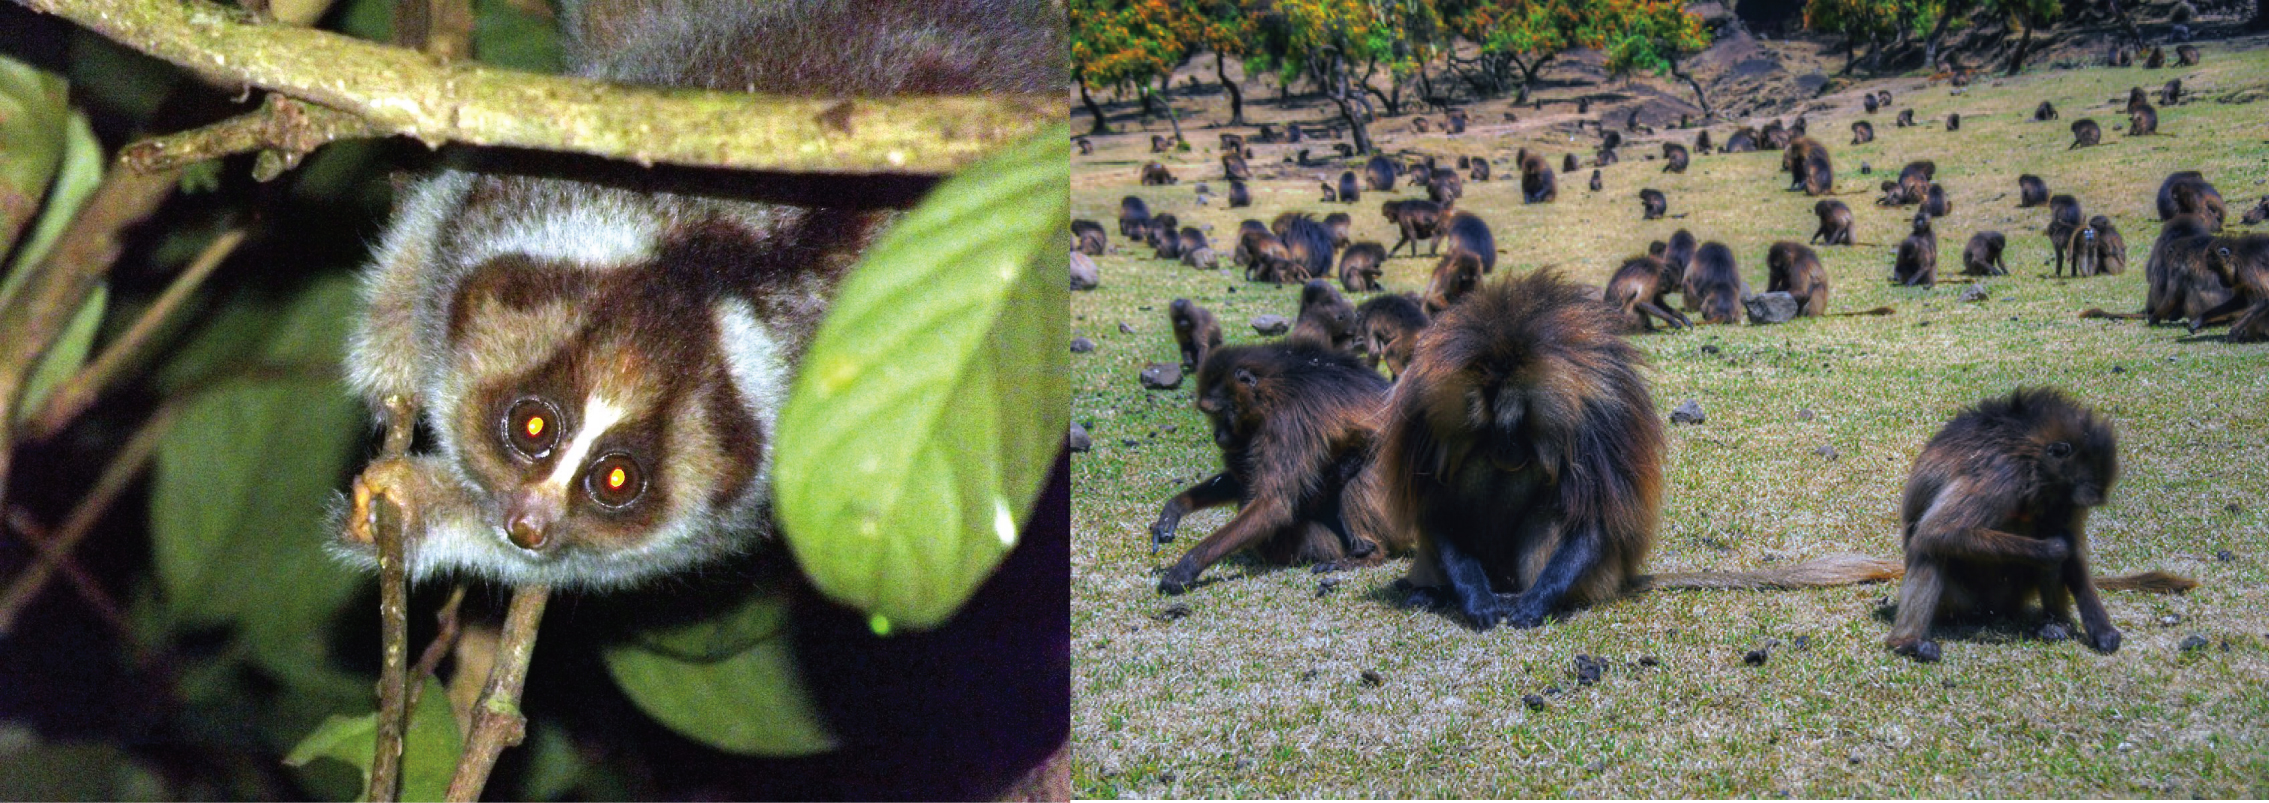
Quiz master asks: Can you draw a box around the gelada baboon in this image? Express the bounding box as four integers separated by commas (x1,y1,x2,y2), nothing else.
2033,100,2058,121
1339,241,1388,293
1323,212,1352,249
2145,45,2164,69
2126,87,2150,114
1440,212,1496,274
1783,137,1834,196
2018,174,2049,207
1603,130,1625,150
1562,153,1579,174
1864,93,1880,114
1355,293,1428,379
1291,279,1360,352
2175,44,2199,66
1338,171,1363,205
1663,142,1690,173
1896,109,1915,127
1923,183,1952,217
1422,249,1486,314
1521,152,1559,203
1687,241,1747,324
1365,154,1398,192
1150,342,1411,593
1894,210,1938,287
2047,195,2085,275
1147,213,1183,259
1695,129,1713,153
1427,167,1466,208
2076,216,2127,277
1151,134,1173,153
1270,213,1335,283
1228,180,1251,208
1119,196,1151,239
1319,182,1337,203
1961,231,2007,276
1176,227,1210,261
2245,196,2269,226
1471,159,1491,182
1589,169,1603,192
2128,102,2159,136
1722,128,1758,153
2194,235,2269,338
1446,107,1469,134
1665,229,1699,305
1595,146,1621,168
2160,78,2183,105
2069,119,2101,149
1851,120,1875,144
1074,136,1093,155
1639,189,1667,220
1812,200,1856,246
1072,219,1108,256
2136,213,2232,326
1947,112,1960,131
1606,254,1692,331
1382,199,1447,258
1168,299,1223,373
1887,388,2196,662
1877,89,1894,106
2156,171,2225,230
1766,241,1831,317
1222,151,1252,181
1140,161,1177,185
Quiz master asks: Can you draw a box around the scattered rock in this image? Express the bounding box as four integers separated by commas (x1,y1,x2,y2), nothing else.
1162,424,1177,433
1316,578,1341,598
1118,322,1135,334
2111,365,2125,374
1814,444,1839,460
1958,284,1990,303
1523,694,1547,710
1743,291,1801,324
1700,344,1721,355
1796,408,1816,421
1158,770,1178,783
1743,649,1770,666
2160,614,2182,627
1070,336,1095,353
1071,252,1100,290
2179,635,2210,652
1069,422,1091,452
1139,362,1184,389
1574,654,1607,686
1251,314,1291,335
1120,439,1138,447
2226,502,2244,514
1792,635,1811,650
1671,399,1708,425
1299,668,1320,681
2216,550,2236,562
1859,161,1872,174
1637,655,1660,667
1359,670,1384,687
1154,604,1191,621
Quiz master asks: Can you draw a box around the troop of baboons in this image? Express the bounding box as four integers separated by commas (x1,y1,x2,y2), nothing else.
1074,36,2261,666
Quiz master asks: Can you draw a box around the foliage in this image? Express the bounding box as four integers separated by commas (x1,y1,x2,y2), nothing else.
1591,0,1710,77
1071,0,1192,91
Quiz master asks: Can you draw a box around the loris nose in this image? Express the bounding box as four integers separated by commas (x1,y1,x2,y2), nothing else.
505,490,563,551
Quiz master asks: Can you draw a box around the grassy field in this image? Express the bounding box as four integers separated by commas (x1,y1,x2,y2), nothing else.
1070,37,2269,799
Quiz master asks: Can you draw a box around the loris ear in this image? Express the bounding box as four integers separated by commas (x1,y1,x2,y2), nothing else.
447,256,597,341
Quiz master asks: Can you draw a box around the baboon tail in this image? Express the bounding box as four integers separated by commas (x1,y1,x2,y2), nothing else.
2097,571,2197,593
1635,554,1904,591
2079,308,2149,320
1832,306,1897,317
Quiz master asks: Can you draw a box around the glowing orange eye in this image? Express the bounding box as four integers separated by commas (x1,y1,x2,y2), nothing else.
503,398,562,459
586,452,644,508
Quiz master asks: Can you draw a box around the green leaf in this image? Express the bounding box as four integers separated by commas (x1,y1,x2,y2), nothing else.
148,274,367,696
0,54,70,262
13,282,106,424
773,123,1070,631
0,726,167,801
1,110,102,308
602,593,838,756
284,677,464,803
473,0,565,73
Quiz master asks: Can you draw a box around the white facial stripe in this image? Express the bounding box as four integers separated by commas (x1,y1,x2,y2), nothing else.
547,395,627,489
713,299,791,499
461,197,659,269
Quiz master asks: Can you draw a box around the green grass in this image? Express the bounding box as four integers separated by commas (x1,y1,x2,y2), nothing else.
1071,39,2269,798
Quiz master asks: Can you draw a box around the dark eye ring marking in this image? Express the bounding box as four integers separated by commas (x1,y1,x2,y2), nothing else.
503,396,564,460
586,452,646,509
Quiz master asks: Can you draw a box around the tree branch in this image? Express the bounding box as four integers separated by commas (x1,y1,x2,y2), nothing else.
0,399,181,636
10,0,1053,176
121,96,380,180
445,584,550,802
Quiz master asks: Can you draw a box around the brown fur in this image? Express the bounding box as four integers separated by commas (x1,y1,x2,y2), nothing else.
1782,137,1834,196
2191,234,2269,338
1072,219,1107,256
1896,108,1915,127
2175,44,2199,66
2144,213,2237,326
1355,293,1428,379
2145,45,2164,69
2033,100,2057,121
1663,143,1689,173
2160,78,2182,105
2018,174,2048,207
1639,189,1667,220
1894,210,1938,287
1851,120,1874,144
1140,161,1177,185
2047,195,2085,275
1812,199,1856,246
1520,152,1559,203
1382,199,1447,259
1228,180,1250,208
1290,279,1360,353
1923,183,1952,217
1422,248,1486,314
2156,171,2225,230
1222,152,1252,181
1686,241,1746,324
1169,298,1222,372
1766,241,1830,316
1563,153,1579,174
1887,388,2193,662
2128,103,2159,136
1323,212,1352,249
1589,169,1603,192
1946,112,1960,131
2069,119,2101,149
1961,231,2007,276
1339,241,1387,293
2243,196,2269,226
1606,254,1692,331
1151,343,1409,593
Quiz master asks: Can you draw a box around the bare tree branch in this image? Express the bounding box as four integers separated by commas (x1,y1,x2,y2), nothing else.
10,0,1054,176
445,585,550,802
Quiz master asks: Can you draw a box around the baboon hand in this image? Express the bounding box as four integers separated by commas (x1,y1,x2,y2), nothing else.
1888,637,1942,663
1157,558,1201,595
2088,627,2122,654
1499,593,1550,629
2037,622,2072,642
1148,511,1181,555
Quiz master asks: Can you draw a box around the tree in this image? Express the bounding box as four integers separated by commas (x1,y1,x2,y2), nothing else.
1804,0,1926,74
1442,0,1585,103
1593,0,1712,115
1183,0,1259,125
1249,0,1398,153
1070,0,1193,138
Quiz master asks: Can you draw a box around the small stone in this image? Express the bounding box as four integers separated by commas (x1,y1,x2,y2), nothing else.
2118,742,2135,753
2179,635,2210,652
1671,399,1707,425
1070,336,1096,353
1071,252,1100,290
1162,424,1177,433
1743,649,1770,666
1154,604,1192,621
1251,314,1291,335
1359,670,1384,687
2226,502,2244,514
1069,423,1092,452
1316,578,1341,598
1637,655,1659,667
1859,161,1872,174
2216,550,2236,562
2160,614,2182,626
1574,654,1606,686
1523,694,1547,710
1792,635,1811,650
1121,439,1140,447
1700,344,1721,355
1139,362,1184,389
1743,291,1801,324
1796,408,1816,421
1118,322,1136,334
1958,284,1990,303
1814,444,1839,460
1299,668,1320,681
1158,770,1178,783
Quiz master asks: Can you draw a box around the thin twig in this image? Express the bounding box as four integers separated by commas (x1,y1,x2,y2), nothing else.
446,584,551,803
366,392,420,803
0,399,182,636
407,585,468,706
13,0,1053,175
26,227,249,442
2,507,131,637
121,97,378,180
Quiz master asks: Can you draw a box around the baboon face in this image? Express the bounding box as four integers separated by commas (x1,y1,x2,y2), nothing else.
1912,211,1932,234
2036,419,2118,507
1194,360,1263,447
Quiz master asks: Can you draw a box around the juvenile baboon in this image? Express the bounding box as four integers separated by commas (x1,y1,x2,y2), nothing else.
1447,107,1469,134
2145,213,2238,325
2160,78,2183,105
1864,93,1880,114
1879,160,1934,206
1149,219,1184,261
2069,119,2101,149
1380,271,1664,629
1887,388,2195,662
1896,109,1915,127
1339,241,1388,293
2018,174,2049,207
1177,227,1210,259
1961,231,2008,276
1812,199,1856,246
2047,195,2086,275
1695,129,1713,154
2079,216,2127,276
1228,180,1251,208
1151,134,1173,153
1365,155,1398,192
1222,152,1252,181
1428,168,1465,208
1412,116,1432,134
1141,161,1177,185
1894,210,1938,287
2244,197,2269,226
2128,103,2159,136
1286,125,1305,144
2193,235,2269,338
1762,119,1792,149
1606,254,1693,331
1767,241,1832,317
1072,219,1108,256
1471,159,1491,182
1589,169,1603,192
2156,171,2225,230
2175,44,2199,66
1947,113,1961,131
1563,153,1580,174
1851,120,1875,144
1877,89,1894,107
1665,229,1699,297
2126,86,2150,114
1639,189,1667,220
1291,279,1360,352
1149,342,1409,593
1628,108,1650,133
1119,196,1152,239
1521,152,1559,203
2034,100,2058,121
1578,98,1591,114
1783,137,1835,196
1687,241,1747,324
1335,171,1361,205
1422,249,1487,314
1074,136,1093,155
1354,294,1428,379
2145,45,2164,69
1663,143,1690,173
1383,199,1447,258
1603,130,1624,150
1440,212,1497,274
1168,299,1223,373
2111,43,2135,66
1923,183,1952,217
1793,116,1810,137
1323,212,1353,249
1318,182,1337,203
